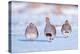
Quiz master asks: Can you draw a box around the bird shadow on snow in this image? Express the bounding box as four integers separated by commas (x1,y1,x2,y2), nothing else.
18,35,71,42
55,36,65,38
18,39,49,42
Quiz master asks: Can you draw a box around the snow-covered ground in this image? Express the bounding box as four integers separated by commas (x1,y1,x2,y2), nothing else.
10,2,78,53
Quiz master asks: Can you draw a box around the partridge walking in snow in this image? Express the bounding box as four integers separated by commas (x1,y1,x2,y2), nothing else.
25,23,38,40
44,17,56,42
61,20,72,38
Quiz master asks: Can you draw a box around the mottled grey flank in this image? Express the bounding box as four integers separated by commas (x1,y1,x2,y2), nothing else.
25,23,38,40
61,20,72,37
44,17,56,41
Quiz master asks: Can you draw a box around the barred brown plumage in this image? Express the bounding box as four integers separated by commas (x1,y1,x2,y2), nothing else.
44,17,56,42
25,23,38,40
61,20,72,38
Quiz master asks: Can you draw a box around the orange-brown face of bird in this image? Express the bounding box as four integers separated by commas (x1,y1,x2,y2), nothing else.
65,20,69,24
29,23,35,28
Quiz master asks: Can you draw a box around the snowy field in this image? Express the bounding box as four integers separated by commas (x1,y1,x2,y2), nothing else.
9,2,78,53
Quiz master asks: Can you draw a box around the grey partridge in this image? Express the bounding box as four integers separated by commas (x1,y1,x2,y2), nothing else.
25,23,38,40
61,20,72,38
44,17,56,42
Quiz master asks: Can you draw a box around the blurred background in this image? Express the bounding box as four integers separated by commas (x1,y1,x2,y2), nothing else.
10,1,78,53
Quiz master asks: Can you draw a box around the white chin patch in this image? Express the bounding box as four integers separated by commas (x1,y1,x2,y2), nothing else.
63,32,70,37
26,33,37,40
